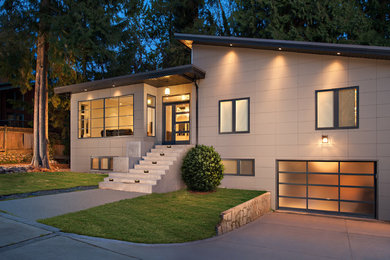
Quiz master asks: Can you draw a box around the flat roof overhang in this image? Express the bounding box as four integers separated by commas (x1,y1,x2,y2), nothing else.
54,64,206,94
175,33,390,60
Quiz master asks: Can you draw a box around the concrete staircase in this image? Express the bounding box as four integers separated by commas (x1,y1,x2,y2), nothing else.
99,144,194,193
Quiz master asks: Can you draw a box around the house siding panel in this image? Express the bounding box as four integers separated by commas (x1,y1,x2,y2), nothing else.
192,44,390,221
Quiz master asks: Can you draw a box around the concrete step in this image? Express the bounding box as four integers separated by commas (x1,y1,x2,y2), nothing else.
103,177,157,185
150,149,184,154
154,144,194,150
109,172,163,180
139,160,173,166
129,169,166,175
99,181,152,193
134,164,170,170
145,153,179,160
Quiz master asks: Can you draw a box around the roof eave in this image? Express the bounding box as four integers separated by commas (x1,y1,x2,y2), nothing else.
175,33,390,60
54,64,206,95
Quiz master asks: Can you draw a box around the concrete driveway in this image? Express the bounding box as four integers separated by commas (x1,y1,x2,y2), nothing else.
1,203,389,260
0,189,145,220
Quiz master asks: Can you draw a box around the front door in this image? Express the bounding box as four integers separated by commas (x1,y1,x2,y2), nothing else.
163,102,190,144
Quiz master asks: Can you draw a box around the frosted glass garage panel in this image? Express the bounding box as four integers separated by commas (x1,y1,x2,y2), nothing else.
340,202,374,215
340,162,374,174
308,174,338,185
279,198,306,209
340,187,375,202
279,184,306,197
220,101,232,132
308,200,338,211
235,99,249,132
340,175,374,187
279,173,306,184
339,88,357,127
308,162,338,173
308,186,338,200
317,91,334,128
278,161,306,172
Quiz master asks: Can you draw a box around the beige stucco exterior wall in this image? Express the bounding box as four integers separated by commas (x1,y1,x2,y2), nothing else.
192,44,390,221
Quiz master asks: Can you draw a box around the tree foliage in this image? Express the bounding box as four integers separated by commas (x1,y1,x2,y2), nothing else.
230,0,389,46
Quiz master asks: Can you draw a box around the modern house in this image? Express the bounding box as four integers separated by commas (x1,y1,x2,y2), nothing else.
54,33,390,221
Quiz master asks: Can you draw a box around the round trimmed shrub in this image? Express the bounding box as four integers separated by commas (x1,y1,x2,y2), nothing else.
181,145,224,192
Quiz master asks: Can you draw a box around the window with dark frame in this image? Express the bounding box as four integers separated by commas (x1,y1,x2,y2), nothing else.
78,95,134,138
219,98,249,134
91,157,113,171
222,159,255,176
147,94,156,137
316,86,358,130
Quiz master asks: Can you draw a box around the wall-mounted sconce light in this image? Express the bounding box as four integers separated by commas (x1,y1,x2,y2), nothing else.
165,87,170,95
147,98,151,105
322,135,329,144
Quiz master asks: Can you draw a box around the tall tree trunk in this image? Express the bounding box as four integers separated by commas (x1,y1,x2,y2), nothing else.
31,0,50,169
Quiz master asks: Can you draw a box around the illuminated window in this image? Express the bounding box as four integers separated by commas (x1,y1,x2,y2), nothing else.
222,159,254,176
91,157,113,171
219,98,249,134
78,95,133,138
316,87,358,129
147,94,156,137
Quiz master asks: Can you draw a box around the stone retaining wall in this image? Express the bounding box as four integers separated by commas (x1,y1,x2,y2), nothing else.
216,192,271,235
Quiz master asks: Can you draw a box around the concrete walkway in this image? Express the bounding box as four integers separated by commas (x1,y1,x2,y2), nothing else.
0,205,389,259
0,189,145,220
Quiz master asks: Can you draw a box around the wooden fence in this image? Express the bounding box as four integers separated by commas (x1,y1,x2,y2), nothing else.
0,126,33,152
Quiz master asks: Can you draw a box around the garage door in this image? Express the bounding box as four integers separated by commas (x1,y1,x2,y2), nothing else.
277,160,376,218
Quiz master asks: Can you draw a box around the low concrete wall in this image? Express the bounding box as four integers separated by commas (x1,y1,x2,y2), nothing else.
216,192,271,235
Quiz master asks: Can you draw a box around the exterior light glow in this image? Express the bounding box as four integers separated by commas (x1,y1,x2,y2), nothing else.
112,84,116,88
337,52,341,55
165,87,170,95
147,98,151,105
84,89,87,92
278,48,282,51
229,43,233,47
322,135,329,144
181,95,186,100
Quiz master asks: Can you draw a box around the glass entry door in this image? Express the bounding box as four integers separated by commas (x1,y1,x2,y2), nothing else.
163,102,190,144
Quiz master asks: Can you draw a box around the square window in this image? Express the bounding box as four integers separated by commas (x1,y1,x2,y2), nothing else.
316,87,358,129
219,98,250,134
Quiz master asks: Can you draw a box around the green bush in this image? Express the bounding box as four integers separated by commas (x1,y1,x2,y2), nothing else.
181,145,224,192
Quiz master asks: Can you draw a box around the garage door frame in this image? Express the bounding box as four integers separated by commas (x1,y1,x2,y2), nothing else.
276,160,377,219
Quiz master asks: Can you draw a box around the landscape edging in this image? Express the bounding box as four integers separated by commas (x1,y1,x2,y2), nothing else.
216,191,271,235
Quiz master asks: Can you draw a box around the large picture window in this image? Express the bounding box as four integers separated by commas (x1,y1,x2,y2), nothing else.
316,86,358,130
147,94,156,137
219,98,249,134
78,95,133,138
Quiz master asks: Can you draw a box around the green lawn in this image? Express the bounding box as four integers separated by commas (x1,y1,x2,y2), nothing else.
39,188,265,244
0,172,107,196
